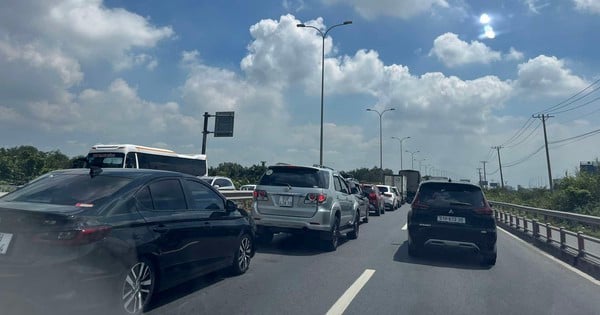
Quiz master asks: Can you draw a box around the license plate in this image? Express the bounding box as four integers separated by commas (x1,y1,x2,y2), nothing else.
0,232,13,255
437,216,466,224
278,196,294,207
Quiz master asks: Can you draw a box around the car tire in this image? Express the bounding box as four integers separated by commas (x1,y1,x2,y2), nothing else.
118,257,156,315
480,253,497,266
380,207,385,215
231,233,253,275
408,239,422,257
372,206,380,216
347,213,359,240
322,216,340,251
363,211,369,223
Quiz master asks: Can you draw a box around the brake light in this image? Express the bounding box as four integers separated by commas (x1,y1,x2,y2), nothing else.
253,190,268,201
475,202,493,215
34,225,112,246
411,195,429,210
369,192,376,199
304,193,327,204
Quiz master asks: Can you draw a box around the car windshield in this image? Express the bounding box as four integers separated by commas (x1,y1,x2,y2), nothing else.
418,183,485,207
377,186,389,193
259,167,329,188
3,173,133,207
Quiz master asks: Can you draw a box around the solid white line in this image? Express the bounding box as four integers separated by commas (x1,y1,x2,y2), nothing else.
326,269,376,315
401,223,407,230
498,227,599,286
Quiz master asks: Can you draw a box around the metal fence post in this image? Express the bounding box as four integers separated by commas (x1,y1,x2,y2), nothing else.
533,220,539,238
523,219,528,233
509,213,514,227
577,231,585,258
559,227,566,250
546,223,552,243
516,216,520,230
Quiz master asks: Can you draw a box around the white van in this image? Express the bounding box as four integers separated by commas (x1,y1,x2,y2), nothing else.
86,144,208,177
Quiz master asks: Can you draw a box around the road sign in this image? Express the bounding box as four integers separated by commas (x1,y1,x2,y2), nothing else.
214,111,234,137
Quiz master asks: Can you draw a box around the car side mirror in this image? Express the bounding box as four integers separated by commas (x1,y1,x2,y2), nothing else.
225,200,237,212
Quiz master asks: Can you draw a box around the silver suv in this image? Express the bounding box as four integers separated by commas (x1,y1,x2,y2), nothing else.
252,164,360,251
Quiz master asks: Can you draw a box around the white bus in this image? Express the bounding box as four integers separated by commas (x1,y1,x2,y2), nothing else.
85,144,208,177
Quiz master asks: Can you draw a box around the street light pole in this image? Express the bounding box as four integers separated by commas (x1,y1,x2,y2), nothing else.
391,136,410,171
297,20,352,166
405,150,419,170
367,108,395,183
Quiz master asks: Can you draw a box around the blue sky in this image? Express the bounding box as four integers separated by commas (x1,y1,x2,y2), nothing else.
1,0,599,187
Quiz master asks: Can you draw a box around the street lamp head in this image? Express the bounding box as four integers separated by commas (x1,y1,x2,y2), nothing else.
389,108,396,111
366,108,373,112
296,23,306,27
343,21,353,25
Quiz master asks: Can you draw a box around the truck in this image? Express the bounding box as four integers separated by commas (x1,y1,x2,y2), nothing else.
398,170,421,203
384,174,406,203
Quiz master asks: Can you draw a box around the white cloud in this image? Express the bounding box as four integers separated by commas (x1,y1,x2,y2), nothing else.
505,47,525,61
322,0,449,19
523,0,550,13
429,33,502,67
282,0,305,12
514,55,588,97
573,0,600,14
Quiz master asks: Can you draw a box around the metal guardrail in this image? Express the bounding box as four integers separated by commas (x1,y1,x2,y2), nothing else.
221,190,253,211
491,201,600,264
0,192,7,197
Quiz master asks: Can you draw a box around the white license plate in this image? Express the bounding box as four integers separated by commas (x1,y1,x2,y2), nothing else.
0,232,14,255
278,196,294,207
437,216,466,224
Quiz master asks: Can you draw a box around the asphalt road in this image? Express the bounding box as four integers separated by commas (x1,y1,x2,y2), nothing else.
146,204,600,315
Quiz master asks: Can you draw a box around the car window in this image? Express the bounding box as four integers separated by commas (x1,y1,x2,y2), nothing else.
333,176,342,192
259,167,329,188
339,178,350,194
377,186,389,193
135,186,154,210
184,179,224,211
147,179,187,211
417,183,485,207
214,178,231,187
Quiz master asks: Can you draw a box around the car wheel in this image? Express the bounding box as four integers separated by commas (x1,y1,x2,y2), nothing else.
480,253,497,266
373,206,380,216
347,213,359,239
407,237,421,257
380,207,385,215
363,211,369,223
322,216,340,251
120,258,156,315
231,234,253,275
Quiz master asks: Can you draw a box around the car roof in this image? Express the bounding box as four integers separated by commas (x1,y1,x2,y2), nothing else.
419,180,481,189
50,168,190,178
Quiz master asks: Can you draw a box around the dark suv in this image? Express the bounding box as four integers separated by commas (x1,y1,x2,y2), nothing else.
406,180,497,265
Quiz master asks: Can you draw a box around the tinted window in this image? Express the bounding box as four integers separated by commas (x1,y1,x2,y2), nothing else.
214,178,232,188
86,153,124,168
148,179,187,211
137,153,207,177
417,183,484,207
259,167,329,188
333,176,342,192
135,186,154,209
4,173,132,207
338,177,349,194
361,185,374,194
125,152,136,168
184,180,224,211
378,186,389,193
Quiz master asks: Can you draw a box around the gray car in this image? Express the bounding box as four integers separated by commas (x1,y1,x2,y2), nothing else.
252,164,360,251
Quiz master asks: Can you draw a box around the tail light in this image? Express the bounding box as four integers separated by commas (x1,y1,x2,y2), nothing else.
369,192,376,200
411,195,429,210
253,190,268,201
475,202,493,215
304,193,327,204
34,225,112,246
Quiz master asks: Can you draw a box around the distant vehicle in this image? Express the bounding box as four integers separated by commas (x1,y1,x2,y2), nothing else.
407,180,496,266
459,179,471,183
346,179,369,223
361,184,385,216
422,175,449,181
86,144,208,177
399,170,421,203
0,168,255,314
376,185,399,211
252,164,361,251
391,187,402,208
240,184,257,191
384,174,405,204
201,176,237,190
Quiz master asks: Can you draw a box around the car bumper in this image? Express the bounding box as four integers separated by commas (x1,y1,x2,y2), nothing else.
252,209,332,233
408,223,497,254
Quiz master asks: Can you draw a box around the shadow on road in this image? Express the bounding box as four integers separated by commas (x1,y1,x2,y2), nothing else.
393,241,492,270
256,233,349,256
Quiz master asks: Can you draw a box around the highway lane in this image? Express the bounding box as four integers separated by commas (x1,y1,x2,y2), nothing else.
148,204,599,315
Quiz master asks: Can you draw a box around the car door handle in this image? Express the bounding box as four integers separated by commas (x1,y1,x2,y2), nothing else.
152,225,169,233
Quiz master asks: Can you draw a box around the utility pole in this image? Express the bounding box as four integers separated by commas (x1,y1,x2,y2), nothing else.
480,161,488,188
492,146,504,188
532,114,554,191
477,167,483,187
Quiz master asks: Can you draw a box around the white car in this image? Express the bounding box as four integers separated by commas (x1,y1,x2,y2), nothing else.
376,185,399,211
240,184,257,191
200,176,237,190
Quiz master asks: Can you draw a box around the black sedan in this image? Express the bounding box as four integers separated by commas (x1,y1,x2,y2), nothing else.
0,168,255,314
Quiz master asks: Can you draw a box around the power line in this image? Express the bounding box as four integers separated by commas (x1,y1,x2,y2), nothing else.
504,121,541,149
501,118,535,147
535,77,600,115
546,86,600,115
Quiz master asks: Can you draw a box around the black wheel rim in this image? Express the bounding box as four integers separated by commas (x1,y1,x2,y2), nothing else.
332,220,339,247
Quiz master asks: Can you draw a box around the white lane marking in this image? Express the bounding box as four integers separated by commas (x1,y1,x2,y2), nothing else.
401,223,407,230
498,227,599,286
326,269,376,315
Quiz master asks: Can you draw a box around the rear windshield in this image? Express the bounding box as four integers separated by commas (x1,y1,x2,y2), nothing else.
377,186,389,193
3,173,133,207
417,183,485,207
259,167,329,189
361,186,375,193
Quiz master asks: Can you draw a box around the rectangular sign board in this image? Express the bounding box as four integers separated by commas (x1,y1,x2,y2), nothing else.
214,111,234,137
